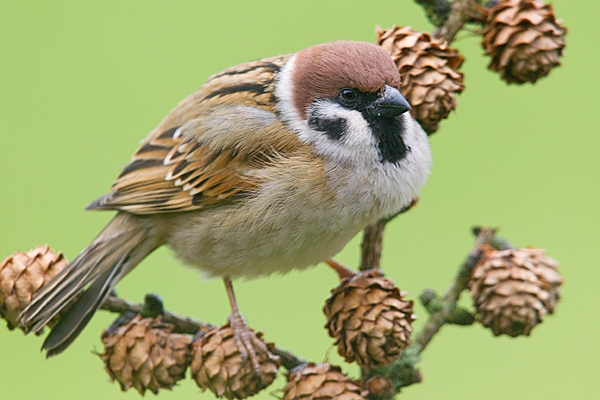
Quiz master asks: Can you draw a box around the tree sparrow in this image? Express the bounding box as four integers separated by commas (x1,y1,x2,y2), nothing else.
20,41,432,366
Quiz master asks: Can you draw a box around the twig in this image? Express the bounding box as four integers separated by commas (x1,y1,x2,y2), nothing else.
359,199,419,273
99,295,307,371
412,227,499,349
414,0,489,43
100,295,211,335
366,227,513,395
413,0,453,27
274,347,308,371
95,225,506,394
433,0,478,42
360,219,386,271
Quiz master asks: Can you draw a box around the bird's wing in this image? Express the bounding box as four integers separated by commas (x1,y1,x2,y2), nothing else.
87,55,306,215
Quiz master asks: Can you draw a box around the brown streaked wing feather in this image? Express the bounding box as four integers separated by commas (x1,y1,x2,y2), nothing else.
88,126,258,214
199,55,290,111
86,54,303,215
140,54,292,145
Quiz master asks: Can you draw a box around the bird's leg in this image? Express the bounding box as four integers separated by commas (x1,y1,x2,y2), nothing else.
324,259,357,280
224,277,266,377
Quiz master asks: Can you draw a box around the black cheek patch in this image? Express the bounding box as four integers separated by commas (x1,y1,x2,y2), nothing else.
308,114,347,141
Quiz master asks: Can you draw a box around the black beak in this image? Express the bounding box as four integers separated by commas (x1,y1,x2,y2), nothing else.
368,85,411,118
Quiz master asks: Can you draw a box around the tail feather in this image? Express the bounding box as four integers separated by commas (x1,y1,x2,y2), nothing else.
19,212,161,356
23,242,103,325
24,230,145,333
43,254,125,357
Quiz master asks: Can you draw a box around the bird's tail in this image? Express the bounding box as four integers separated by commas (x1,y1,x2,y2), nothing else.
19,212,161,357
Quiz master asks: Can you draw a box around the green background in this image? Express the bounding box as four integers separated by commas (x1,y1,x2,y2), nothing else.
1,1,597,399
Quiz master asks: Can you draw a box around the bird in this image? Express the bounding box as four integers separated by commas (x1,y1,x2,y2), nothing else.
19,40,432,368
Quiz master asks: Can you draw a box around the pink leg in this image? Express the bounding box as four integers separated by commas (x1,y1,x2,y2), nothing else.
224,277,267,376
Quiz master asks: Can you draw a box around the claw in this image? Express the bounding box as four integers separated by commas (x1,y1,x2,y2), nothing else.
229,313,262,376
224,278,264,378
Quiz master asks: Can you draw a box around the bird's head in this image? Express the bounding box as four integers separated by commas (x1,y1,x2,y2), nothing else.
275,41,417,165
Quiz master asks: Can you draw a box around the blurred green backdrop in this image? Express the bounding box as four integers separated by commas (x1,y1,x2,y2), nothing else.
1,1,597,399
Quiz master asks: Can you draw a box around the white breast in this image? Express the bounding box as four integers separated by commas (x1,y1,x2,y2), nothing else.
275,54,432,225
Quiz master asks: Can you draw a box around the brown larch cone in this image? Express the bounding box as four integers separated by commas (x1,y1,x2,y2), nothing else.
481,0,567,84
323,269,415,370
376,25,465,134
0,245,68,330
469,246,563,337
190,322,280,399
283,363,366,400
100,315,192,395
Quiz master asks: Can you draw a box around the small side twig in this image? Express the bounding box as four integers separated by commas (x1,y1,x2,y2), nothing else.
413,0,453,27
433,0,477,42
366,227,512,395
412,227,499,349
414,0,490,43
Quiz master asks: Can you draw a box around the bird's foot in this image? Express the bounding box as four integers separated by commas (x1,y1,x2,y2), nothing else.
228,312,268,378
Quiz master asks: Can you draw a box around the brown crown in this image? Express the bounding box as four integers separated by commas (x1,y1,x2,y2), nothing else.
292,41,401,117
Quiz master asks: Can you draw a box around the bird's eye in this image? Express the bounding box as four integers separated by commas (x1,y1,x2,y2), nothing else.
339,88,357,103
